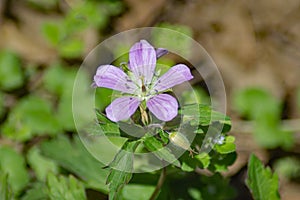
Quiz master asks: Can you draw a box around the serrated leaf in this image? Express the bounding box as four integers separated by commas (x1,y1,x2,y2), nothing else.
27,146,58,181
107,141,139,200
40,135,109,192
246,154,280,200
181,104,231,129
0,146,29,195
0,50,24,90
143,134,180,167
47,174,86,200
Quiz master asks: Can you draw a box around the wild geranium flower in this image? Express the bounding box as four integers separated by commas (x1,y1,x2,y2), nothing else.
93,40,193,122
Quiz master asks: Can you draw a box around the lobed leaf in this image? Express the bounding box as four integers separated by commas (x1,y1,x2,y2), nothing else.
106,141,139,200
47,174,87,200
27,146,59,181
40,135,109,192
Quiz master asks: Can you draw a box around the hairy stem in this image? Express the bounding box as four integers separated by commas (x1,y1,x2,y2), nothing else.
149,167,167,200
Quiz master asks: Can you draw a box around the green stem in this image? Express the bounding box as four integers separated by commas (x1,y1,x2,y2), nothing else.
149,167,167,200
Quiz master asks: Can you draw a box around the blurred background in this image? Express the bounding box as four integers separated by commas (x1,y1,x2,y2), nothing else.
0,0,300,199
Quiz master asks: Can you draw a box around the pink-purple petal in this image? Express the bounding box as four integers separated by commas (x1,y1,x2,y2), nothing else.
129,40,156,85
147,94,178,121
94,65,138,94
152,64,193,92
105,96,140,122
156,48,168,58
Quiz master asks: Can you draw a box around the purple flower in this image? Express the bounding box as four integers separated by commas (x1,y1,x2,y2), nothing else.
93,40,193,122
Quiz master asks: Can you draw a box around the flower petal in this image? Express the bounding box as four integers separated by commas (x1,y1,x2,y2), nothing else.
94,65,138,94
147,94,178,121
129,40,156,85
105,96,140,122
152,64,193,92
156,48,168,59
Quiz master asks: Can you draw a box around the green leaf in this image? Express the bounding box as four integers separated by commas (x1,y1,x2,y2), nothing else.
188,188,203,200
180,152,210,172
0,172,13,200
152,23,193,58
0,92,5,118
181,104,231,129
58,38,84,58
94,111,120,136
195,153,210,169
246,154,280,200
47,174,86,200
0,146,29,195
43,63,92,131
158,129,169,145
66,1,107,30
209,152,236,172
198,174,236,200
121,184,155,200
22,182,48,200
0,50,23,90
119,121,146,139
233,88,280,119
95,87,113,111
1,95,61,141
143,134,180,167
43,63,75,96
274,157,300,180
181,86,211,105
233,88,293,148
40,135,109,192
107,141,139,200
27,146,58,181
41,22,62,45
215,136,236,154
